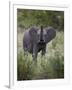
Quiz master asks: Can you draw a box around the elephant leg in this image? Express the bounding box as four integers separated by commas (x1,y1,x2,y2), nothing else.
32,44,38,62
41,49,46,56
32,53,37,62
41,46,46,56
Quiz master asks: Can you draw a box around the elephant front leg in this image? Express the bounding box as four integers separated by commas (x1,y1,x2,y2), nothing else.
41,45,46,56
32,44,38,62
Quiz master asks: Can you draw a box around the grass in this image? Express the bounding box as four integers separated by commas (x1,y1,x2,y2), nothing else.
17,31,64,80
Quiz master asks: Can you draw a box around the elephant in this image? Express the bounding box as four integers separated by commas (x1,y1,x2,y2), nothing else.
23,26,56,61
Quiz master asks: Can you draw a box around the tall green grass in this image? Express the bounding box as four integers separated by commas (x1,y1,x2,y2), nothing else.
17,31,64,80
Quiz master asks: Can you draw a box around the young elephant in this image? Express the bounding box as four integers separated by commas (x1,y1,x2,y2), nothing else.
23,26,56,61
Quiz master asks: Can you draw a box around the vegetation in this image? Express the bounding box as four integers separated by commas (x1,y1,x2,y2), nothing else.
17,9,64,80
17,9,64,31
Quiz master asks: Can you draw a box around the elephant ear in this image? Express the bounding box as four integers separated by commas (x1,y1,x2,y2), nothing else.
45,27,56,43
29,27,38,42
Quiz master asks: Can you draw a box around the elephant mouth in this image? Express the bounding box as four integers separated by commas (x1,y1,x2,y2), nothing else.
37,40,46,48
37,40,45,44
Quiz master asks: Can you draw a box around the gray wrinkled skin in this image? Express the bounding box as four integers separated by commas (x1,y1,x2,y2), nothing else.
23,26,56,61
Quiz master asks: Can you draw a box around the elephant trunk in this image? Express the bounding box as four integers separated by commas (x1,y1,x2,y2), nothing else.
40,26,43,41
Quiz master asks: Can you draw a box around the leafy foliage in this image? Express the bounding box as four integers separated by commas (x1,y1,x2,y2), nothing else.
17,9,64,31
